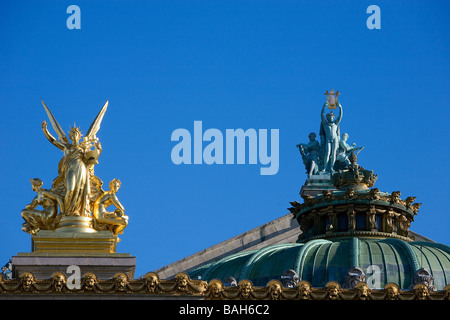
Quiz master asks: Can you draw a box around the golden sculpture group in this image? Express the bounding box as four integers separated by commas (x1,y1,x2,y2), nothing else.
21,101,128,237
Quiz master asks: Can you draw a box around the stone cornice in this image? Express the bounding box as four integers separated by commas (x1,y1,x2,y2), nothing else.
0,272,448,300
289,188,422,242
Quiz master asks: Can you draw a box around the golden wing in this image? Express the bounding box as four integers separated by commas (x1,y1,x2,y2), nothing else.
85,100,108,141
41,99,68,143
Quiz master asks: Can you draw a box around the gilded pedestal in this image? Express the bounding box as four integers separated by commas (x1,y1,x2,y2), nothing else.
12,216,135,280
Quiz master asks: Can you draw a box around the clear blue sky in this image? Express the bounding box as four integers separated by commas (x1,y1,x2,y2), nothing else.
0,1,449,278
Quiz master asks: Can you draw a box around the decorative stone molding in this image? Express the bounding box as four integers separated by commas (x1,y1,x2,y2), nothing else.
0,272,448,300
289,188,422,242
331,153,378,190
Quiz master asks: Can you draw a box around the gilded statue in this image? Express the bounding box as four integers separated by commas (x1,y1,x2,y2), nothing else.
20,100,128,237
93,179,128,236
41,100,107,217
21,178,63,234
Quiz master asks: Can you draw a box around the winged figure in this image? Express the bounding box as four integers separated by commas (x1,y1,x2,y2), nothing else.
40,100,108,217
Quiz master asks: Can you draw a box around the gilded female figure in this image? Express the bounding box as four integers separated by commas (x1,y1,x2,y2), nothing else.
21,178,63,234
40,100,108,217
42,121,91,217
92,179,128,236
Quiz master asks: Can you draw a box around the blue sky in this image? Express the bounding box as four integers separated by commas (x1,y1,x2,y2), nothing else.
0,1,449,278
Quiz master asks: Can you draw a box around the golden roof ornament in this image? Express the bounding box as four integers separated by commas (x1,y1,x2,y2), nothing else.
20,100,129,239
324,89,340,109
331,152,378,190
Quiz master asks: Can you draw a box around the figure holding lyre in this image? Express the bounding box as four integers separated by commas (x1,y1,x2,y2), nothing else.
319,98,343,173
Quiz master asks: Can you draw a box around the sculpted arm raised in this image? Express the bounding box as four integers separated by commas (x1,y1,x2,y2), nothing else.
321,102,328,124
41,100,69,149
42,121,65,151
336,102,343,124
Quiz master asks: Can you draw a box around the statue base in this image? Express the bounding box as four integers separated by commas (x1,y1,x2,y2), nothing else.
30,229,119,254
31,216,119,254
12,216,136,279
300,172,338,197
53,215,98,233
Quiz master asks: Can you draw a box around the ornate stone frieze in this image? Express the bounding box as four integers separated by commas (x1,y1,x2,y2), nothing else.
289,188,421,242
0,272,448,300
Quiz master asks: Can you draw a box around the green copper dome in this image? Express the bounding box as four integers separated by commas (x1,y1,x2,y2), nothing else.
188,147,449,292
186,100,450,294
188,237,450,290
